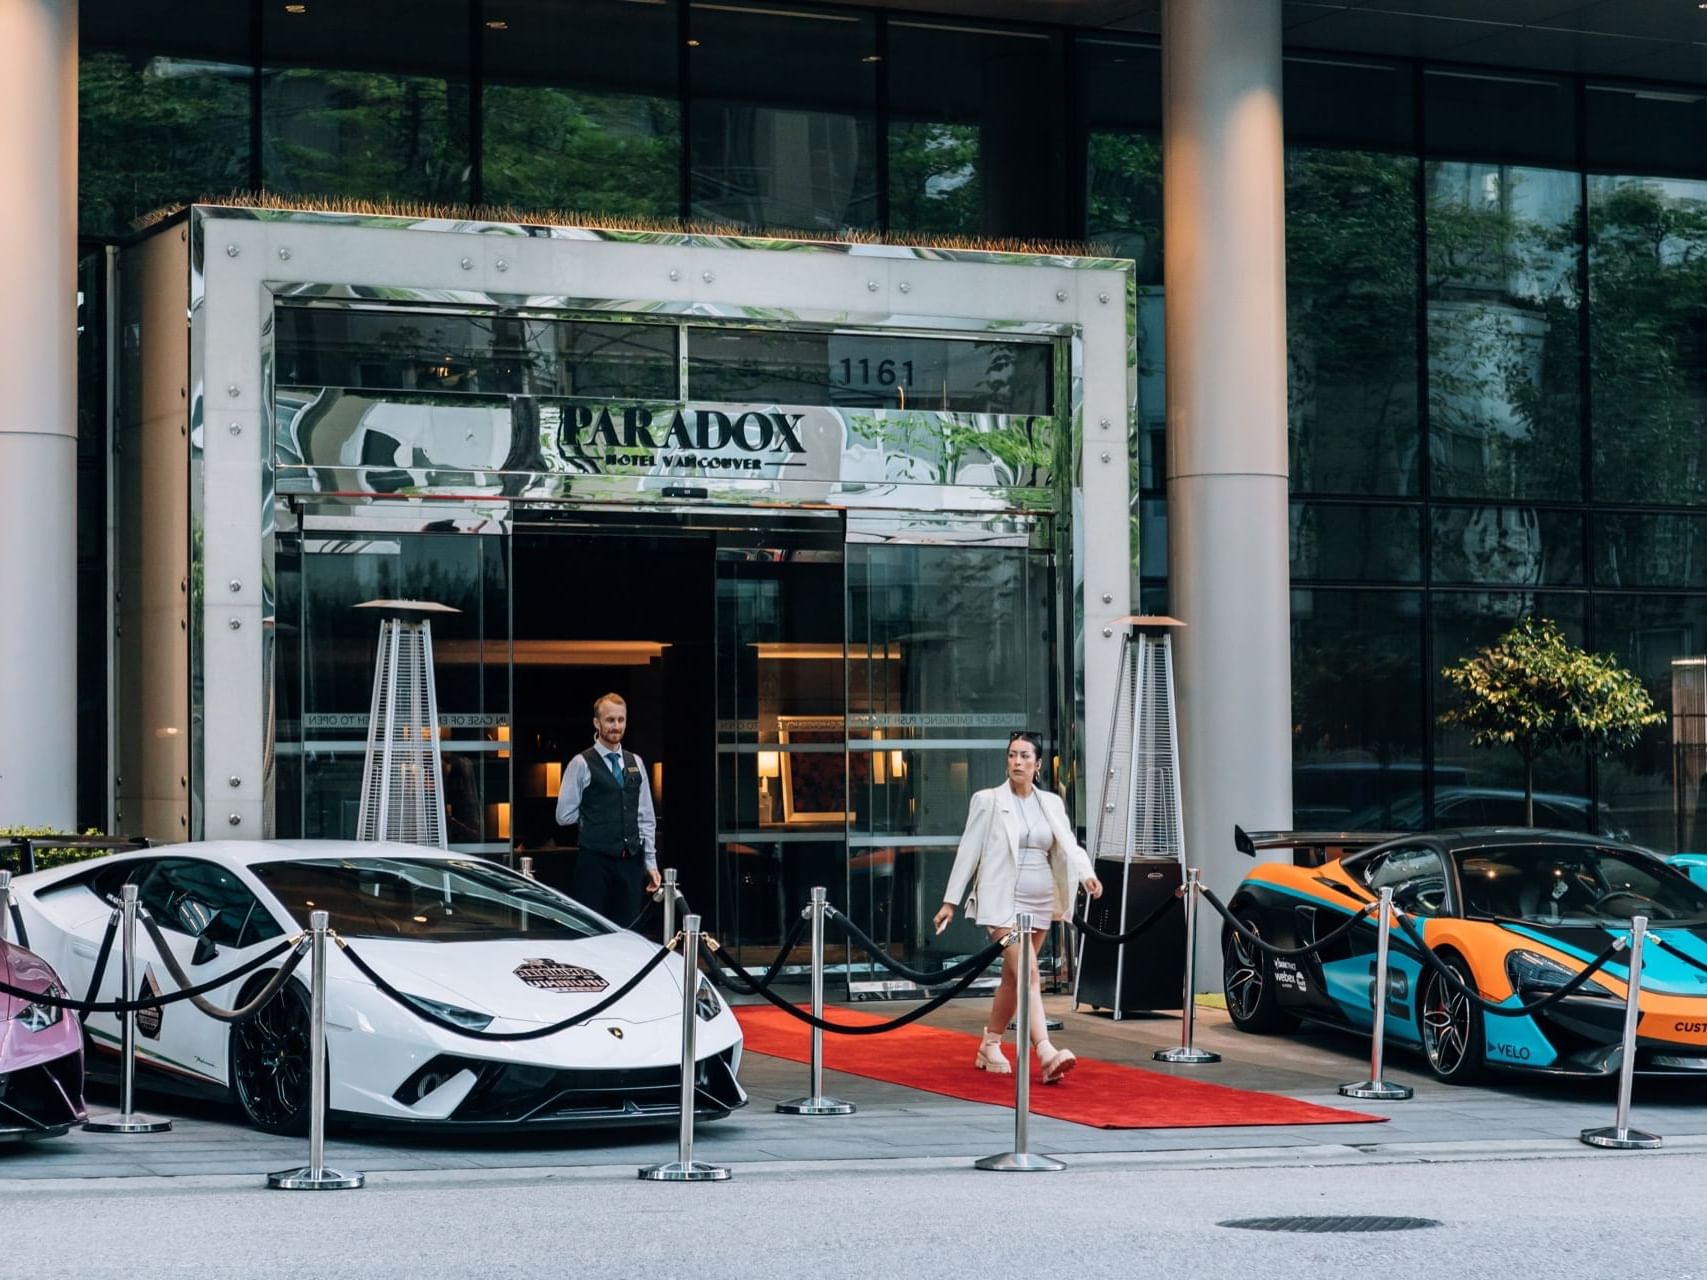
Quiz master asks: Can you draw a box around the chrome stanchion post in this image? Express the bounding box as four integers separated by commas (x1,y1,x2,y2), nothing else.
1154,869,1221,1065
1340,888,1413,1101
641,913,730,1181
777,887,855,1115
0,869,11,944
661,867,679,944
269,911,363,1189
519,855,535,880
85,884,172,1134
977,913,1064,1172
1582,914,1661,1150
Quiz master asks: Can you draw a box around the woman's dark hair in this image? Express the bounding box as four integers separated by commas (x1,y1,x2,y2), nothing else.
1007,731,1046,763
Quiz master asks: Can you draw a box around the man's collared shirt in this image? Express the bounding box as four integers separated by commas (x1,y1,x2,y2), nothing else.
555,738,658,871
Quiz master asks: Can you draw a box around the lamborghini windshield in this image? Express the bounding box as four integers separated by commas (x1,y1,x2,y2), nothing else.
253,858,614,942
1455,845,1707,925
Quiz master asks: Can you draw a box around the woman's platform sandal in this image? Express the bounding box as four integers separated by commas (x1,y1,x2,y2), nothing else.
975,1030,1012,1075
1037,1042,1077,1084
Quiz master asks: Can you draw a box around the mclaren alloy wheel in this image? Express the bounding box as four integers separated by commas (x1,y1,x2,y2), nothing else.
1418,954,1487,1085
229,976,313,1134
1222,916,1296,1034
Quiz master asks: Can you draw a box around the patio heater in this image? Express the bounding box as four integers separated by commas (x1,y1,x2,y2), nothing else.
1073,616,1188,1019
354,599,459,849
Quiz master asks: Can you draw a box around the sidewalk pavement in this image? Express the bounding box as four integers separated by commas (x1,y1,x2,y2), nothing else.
3,995,1702,1185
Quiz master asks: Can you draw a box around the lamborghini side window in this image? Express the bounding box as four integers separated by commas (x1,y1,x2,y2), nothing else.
136,859,283,949
1363,846,1449,916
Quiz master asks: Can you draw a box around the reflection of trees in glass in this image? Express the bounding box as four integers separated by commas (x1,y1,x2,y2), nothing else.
1286,149,1419,496
1291,591,1423,774
888,122,978,235
484,86,678,217
262,69,467,202
80,51,251,236
1086,132,1160,282
1427,163,1581,502
1589,177,1707,507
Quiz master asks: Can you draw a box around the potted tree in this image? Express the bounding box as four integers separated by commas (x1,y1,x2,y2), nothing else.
1438,616,1665,827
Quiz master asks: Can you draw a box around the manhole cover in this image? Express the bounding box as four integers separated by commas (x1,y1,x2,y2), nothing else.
1219,1216,1441,1234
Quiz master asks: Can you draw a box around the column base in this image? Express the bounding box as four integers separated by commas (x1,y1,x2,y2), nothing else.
83,1113,173,1134
1339,1080,1413,1101
267,1165,366,1190
776,1096,856,1115
638,1160,731,1181
1153,1047,1220,1064
974,1151,1065,1172
1580,1126,1661,1150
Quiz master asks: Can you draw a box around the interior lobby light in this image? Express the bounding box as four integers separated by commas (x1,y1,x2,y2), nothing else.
485,19,509,30
284,3,307,13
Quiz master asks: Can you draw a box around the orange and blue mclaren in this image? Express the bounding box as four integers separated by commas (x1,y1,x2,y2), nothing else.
1218,827,1707,1082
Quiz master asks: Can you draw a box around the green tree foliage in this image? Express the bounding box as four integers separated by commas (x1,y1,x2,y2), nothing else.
0,828,109,871
1439,617,1665,824
887,122,979,236
482,86,679,217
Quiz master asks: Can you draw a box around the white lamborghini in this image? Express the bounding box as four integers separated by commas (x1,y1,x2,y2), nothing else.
9,841,745,1133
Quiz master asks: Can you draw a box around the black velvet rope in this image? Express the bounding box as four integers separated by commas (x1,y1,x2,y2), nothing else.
702,934,1008,1035
1648,931,1707,979
1070,886,1182,946
80,911,119,1009
140,914,311,1024
0,936,297,1013
703,913,808,995
822,905,1013,987
1199,886,1378,957
338,937,676,1041
1392,911,1630,1017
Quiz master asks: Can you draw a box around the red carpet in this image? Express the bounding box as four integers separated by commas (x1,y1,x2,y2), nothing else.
735,1006,1383,1130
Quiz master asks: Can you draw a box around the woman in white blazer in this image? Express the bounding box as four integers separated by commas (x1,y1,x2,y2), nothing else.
933,732,1102,1082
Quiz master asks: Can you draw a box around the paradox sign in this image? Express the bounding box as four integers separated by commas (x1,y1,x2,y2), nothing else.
514,958,610,993
561,405,808,472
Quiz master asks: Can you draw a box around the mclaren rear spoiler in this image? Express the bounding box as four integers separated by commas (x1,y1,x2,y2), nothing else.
1233,825,1406,868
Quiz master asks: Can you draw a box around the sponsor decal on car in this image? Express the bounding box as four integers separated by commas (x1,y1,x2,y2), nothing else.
514,958,610,994
1488,1041,1532,1061
1273,957,1307,993
136,966,163,1039
1674,1020,1707,1034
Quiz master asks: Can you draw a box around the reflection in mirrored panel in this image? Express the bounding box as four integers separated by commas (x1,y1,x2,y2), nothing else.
1593,594,1707,854
1291,503,1422,583
481,0,679,216
1286,148,1420,496
1596,512,1707,590
1590,174,1707,506
689,2,878,230
1290,588,1424,831
1428,505,1582,586
685,328,1052,414
1426,162,1582,501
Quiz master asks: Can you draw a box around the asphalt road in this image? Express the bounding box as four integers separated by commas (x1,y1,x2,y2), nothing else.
7,1146,1699,1279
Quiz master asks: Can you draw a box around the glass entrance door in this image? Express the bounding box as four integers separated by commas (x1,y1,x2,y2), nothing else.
844,515,1058,993
713,516,846,967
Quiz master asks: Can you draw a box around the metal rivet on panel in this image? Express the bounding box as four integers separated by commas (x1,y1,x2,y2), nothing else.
229,775,242,788
180,776,187,787
1099,451,1111,463
180,578,187,592
228,814,241,827
227,384,241,398
866,280,879,292
1101,593,1113,604
228,579,242,593
1102,627,1114,638
278,247,292,261
460,257,473,270
495,258,509,272
702,270,715,283
668,268,680,282
1055,288,1067,302
1099,291,1110,304
180,816,188,827
898,281,911,293
180,424,187,436
228,617,242,630
229,422,241,436
1099,417,1111,430
179,619,187,630
225,244,240,258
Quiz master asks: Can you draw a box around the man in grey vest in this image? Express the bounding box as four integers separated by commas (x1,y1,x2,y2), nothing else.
555,692,662,923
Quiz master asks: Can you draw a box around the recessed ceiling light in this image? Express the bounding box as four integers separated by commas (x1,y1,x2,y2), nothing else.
686,38,701,47
861,54,881,63
284,2,306,12
485,19,508,29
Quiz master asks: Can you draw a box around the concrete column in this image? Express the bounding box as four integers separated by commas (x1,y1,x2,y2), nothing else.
0,0,78,830
1161,0,1291,980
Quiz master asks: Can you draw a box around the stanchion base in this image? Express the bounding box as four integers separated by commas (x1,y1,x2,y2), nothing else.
638,1160,732,1181
1339,1080,1413,1101
1580,1126,1662,1150
1153,1048,1221,1064
83,1114,173,1134
974,1151,1066,1172
267,1166,365,1190
776,1096,856,1115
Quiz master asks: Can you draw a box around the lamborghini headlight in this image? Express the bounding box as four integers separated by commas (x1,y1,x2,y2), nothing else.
403,992,494,1032
17,987,64,1033
1506,949,1613,999
695,975,722,1021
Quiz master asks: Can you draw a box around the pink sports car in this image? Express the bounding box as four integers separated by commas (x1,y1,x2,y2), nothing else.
0,938,86,1140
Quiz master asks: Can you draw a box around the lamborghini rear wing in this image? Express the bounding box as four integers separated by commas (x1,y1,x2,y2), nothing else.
1233,825,1405,868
